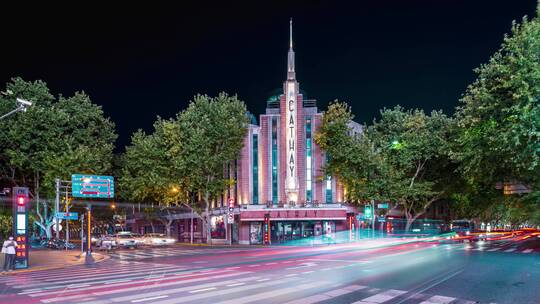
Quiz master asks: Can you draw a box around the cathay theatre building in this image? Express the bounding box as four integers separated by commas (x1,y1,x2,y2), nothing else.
133,22,362,244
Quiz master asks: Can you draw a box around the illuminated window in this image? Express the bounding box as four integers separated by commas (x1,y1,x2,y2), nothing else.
305,118,312,202
252,133,259,204
326,154,332,203
271,117,278,204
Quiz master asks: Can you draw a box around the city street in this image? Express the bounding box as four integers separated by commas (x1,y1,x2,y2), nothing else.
1,238,539,304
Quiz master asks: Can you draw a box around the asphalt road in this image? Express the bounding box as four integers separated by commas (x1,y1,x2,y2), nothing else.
1,237,539,304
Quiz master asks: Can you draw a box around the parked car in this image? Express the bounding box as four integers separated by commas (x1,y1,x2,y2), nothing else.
114,233,138,249
142,233,176,246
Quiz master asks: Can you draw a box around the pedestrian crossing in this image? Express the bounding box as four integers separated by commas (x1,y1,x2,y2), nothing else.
108,247,247,260
0,258,485,304
452,243,539,254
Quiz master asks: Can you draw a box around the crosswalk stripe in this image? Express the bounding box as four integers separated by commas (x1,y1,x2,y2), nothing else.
214,281,329,304
131,295,169,302
41,272,255,303
15,266,189,289
419,295,456,304
104,276,300,304
504,248,516,252
23,269,234,297
487,248,500,252
285,284,368,304
522,249,534,253
351,289,407,304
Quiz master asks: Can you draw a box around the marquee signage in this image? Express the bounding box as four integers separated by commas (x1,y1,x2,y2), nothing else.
285,82,299,202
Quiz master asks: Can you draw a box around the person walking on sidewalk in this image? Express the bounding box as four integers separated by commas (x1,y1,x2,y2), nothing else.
2,236,17,273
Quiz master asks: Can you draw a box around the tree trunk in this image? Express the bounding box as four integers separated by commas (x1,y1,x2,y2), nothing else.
205,191,211,244
165,221,172,238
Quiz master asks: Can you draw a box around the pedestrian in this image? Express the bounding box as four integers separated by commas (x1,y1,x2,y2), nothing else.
2,236,18,273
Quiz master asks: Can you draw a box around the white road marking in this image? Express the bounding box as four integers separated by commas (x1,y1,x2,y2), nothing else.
419,295,456,304
131,295,169,302
214,281,329,304
226,282,246,287
504,248,517,252
352,289,407,304
37,272,253,303
285,273,298,277
523,249,534,253
487,248,500,252
131,277,301,304
190,287,217,293
302,271,315,274
256,278,270,282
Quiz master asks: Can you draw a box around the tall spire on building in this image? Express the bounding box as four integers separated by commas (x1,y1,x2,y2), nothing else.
287,18,296,80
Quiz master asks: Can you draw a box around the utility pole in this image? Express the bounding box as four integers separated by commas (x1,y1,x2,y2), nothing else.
86,204,92,257
81,213,85,255
372,199,376,238
190,209,194,244
55,178,60,239
65,198,70,249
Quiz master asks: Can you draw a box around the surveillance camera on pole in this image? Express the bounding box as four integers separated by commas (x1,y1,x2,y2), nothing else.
16,98,32,111
0,97,33,120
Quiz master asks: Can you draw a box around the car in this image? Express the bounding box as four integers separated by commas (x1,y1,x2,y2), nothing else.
96,235,117,249
142,233,176,246
114,233,138,249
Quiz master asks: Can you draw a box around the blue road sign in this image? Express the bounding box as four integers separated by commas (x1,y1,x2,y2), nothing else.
72,174,115,198
56,212,78,220
377,203,389,209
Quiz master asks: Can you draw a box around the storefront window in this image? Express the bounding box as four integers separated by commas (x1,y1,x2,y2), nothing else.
210,215,226,239
250,222,262,244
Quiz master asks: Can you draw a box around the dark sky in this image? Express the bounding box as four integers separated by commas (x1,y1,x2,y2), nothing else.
1,1,537,150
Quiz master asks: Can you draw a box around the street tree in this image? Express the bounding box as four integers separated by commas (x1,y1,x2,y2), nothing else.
175,93,248,244
369,107,457,231
120,93,248,241
453,5,540,222
0,77,117,238
317,102,457,231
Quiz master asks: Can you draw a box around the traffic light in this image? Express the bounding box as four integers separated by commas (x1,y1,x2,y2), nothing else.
16,195,26,206
12,187,29,269
263,213,270,245
364,205,372,219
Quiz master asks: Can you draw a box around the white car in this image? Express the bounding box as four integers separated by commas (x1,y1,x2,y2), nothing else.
143,233,176,246
96,235,117,249
114,233,139,249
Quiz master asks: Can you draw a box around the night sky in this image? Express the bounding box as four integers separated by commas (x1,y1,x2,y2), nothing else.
1,1,537,150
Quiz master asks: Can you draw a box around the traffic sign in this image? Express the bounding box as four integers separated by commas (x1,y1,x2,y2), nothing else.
377,203,389,209
56,212,78,220
356,214,363,221
52,224,63,232
72,174,115,198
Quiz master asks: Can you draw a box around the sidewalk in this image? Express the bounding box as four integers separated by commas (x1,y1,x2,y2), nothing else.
0,249,108,274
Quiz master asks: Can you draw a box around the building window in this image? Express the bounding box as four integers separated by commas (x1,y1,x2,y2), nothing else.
325,154,332,203
271,117,278,204
252,133,259,204
326,176,332,203
305,118,312,202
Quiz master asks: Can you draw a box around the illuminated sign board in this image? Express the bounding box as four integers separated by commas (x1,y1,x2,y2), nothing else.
72,174,114,198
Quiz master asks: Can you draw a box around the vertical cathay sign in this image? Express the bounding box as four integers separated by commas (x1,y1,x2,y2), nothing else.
286,82,297,190
285,19,299,204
